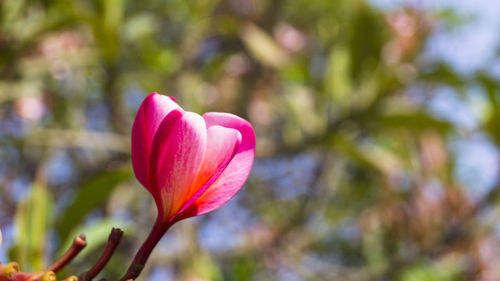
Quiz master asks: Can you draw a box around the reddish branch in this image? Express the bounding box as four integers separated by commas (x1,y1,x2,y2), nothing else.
48,235,87,273
79,228,123,281
1,228,128,281
117,220,170,281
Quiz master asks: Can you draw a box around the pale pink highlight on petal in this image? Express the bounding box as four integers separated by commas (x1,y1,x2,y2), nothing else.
150,112,207,220
131,93,181,189
179,112,255,219
197,126,242,188
172,125,241,220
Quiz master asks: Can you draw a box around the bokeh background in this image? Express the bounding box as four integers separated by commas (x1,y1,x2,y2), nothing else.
1,0,500,280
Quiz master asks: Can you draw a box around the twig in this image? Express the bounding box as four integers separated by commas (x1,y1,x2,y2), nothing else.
48,234,87,273
117,220,170,281
79,228,123,281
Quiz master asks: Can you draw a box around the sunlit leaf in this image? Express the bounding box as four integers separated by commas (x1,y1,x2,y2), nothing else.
325,46,352,109
58,219,130,257
13,184,54,272
56,170,131,243
240,23,288,68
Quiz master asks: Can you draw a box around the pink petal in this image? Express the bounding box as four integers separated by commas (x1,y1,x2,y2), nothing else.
173,125,242,218
178,112,255,219
131,93,181,189
150,111,207,220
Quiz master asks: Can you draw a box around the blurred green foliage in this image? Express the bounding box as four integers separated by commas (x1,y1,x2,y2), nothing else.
1,0,500,280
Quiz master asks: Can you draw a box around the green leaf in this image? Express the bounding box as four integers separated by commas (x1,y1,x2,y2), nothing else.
348,2,385,82
378,113,453,132
14,184,54,272
325,46,352,109
486,112,500,145
56,170,131,243
240,23,288,68
58,219,130,257
334,135,401,175
401,259,462,281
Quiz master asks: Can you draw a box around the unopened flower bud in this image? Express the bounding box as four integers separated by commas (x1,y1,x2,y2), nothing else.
41,271,56,281
1,262,19,277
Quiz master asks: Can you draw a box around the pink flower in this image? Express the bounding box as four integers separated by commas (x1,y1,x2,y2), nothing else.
131,92,255,224
123,92,255,281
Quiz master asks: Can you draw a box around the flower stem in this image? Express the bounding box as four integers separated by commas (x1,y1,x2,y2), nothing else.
48,234,87,273
80,228,123,281
118,219,170,281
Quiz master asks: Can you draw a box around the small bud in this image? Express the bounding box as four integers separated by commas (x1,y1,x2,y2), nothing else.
64,275,78,281
1,262,20,277
41,271,56,281
75,235,87,247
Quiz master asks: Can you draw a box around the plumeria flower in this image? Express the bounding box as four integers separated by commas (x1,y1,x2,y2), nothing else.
120,92,255,281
